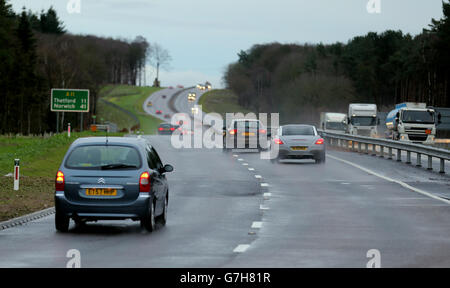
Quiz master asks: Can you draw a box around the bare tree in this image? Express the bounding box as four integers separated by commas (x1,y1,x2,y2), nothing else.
149,43,171,87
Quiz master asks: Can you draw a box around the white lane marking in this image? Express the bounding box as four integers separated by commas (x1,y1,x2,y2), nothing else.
261,183,269,187
233,244,250,253
248,168,255,171
242,163,249,166
238,158,244,161
233,155,239,157
341,182,351,185
255,175,262,179
260,205,270,210
251,222,263,229
264,193,272,197
328,154,450,205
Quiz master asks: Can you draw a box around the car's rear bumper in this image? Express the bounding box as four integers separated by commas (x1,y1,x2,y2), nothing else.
278,146,325,159
55,192,151,220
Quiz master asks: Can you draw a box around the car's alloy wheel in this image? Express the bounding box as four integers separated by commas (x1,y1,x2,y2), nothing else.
142,201,156,232
157,196,168,226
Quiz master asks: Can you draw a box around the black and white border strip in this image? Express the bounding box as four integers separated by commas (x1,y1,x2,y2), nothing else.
0,207,55,231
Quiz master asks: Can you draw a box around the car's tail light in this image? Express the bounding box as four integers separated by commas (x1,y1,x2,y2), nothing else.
170,127,175,131
229,129,237,135
158,127,164,131
259,129,267,134
139,172,151,193
274,138,284,145
315,138,325,145
55,171,65,191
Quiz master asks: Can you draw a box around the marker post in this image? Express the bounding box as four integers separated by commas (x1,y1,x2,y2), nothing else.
68,123,71,138
14,159,20,191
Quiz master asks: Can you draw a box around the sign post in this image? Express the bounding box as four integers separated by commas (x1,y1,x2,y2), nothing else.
51,89,89,132
14,159,20,191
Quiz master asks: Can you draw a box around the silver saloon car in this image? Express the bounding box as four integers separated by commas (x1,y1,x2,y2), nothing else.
271,124,326,164
54,137,173,232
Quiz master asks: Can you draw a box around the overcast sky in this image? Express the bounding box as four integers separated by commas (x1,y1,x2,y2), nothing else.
10,0,445,88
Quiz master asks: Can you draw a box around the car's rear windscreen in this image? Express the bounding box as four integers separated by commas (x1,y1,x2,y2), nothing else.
65,145,141,169
282,126,315,136
235,121,260,129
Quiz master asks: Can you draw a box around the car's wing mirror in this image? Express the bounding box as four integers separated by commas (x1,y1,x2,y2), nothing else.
162,164,174,173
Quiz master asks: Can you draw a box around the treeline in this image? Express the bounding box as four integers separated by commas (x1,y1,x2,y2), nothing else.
0,1,150,134
224,1,450,124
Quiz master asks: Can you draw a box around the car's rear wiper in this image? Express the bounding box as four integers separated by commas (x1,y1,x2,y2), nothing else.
100,164,138,170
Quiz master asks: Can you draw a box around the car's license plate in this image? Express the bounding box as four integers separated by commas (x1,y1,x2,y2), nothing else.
291,146,307,151
242,132,255,136
86,188,117,196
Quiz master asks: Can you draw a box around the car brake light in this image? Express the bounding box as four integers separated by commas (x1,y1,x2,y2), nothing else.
158,127,164,131
259,129,267,134
139,172,151,192
170,127,175,131
274,138,283,145
55,171,65,191
229,129,237,135
315,138,324,145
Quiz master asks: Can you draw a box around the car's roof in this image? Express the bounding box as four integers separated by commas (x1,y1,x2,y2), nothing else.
72,137,149,147
281,124,316,128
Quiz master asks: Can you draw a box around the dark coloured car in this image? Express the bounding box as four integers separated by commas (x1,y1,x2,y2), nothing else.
54,137,173,232
158,123,179,135
156,110,162,115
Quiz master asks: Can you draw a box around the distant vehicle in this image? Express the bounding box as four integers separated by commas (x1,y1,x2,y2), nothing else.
146,101,153,107
164,114,171,119
177,85,184,88
168,86,174,89
162,95,167,99
205,81,212,90
271,124,325,164
54,137,174,232
156,110,162,115
197,84,206,90
188,92,196,102
191,107,199,115
223,119,269,151
158,123,179,135
347,103,378,137
320,112,347,133
386,102,439,144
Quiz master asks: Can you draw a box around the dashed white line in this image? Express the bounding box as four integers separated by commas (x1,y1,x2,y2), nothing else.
248,168,255,171
264,193,272,197
238,158,244,161
251,222,263,229
242,163,249,166
233,244,250,253
260,183,269,187
255,175,262,179
233,155,239,157
328,154,450,205
260,205,270,210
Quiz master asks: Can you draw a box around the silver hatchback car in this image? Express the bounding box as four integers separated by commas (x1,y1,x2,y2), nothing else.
271,124,326,164
54,137,173,232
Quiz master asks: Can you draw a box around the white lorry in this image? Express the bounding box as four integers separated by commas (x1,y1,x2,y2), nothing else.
347,104,378,137
319,112,347,133
386,102,437,144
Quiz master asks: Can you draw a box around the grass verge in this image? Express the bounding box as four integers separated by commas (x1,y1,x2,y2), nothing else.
199,89,251,117
0,131,123,221
99,85,163,134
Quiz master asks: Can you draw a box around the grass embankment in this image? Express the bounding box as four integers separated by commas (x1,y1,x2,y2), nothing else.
0,131,123,221
98,85,163,134
199,89,251,117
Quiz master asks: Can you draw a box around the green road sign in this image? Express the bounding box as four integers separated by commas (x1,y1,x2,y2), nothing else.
51,89,89,112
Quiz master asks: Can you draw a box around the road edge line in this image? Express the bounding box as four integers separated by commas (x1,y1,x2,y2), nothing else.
327,154,450,205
